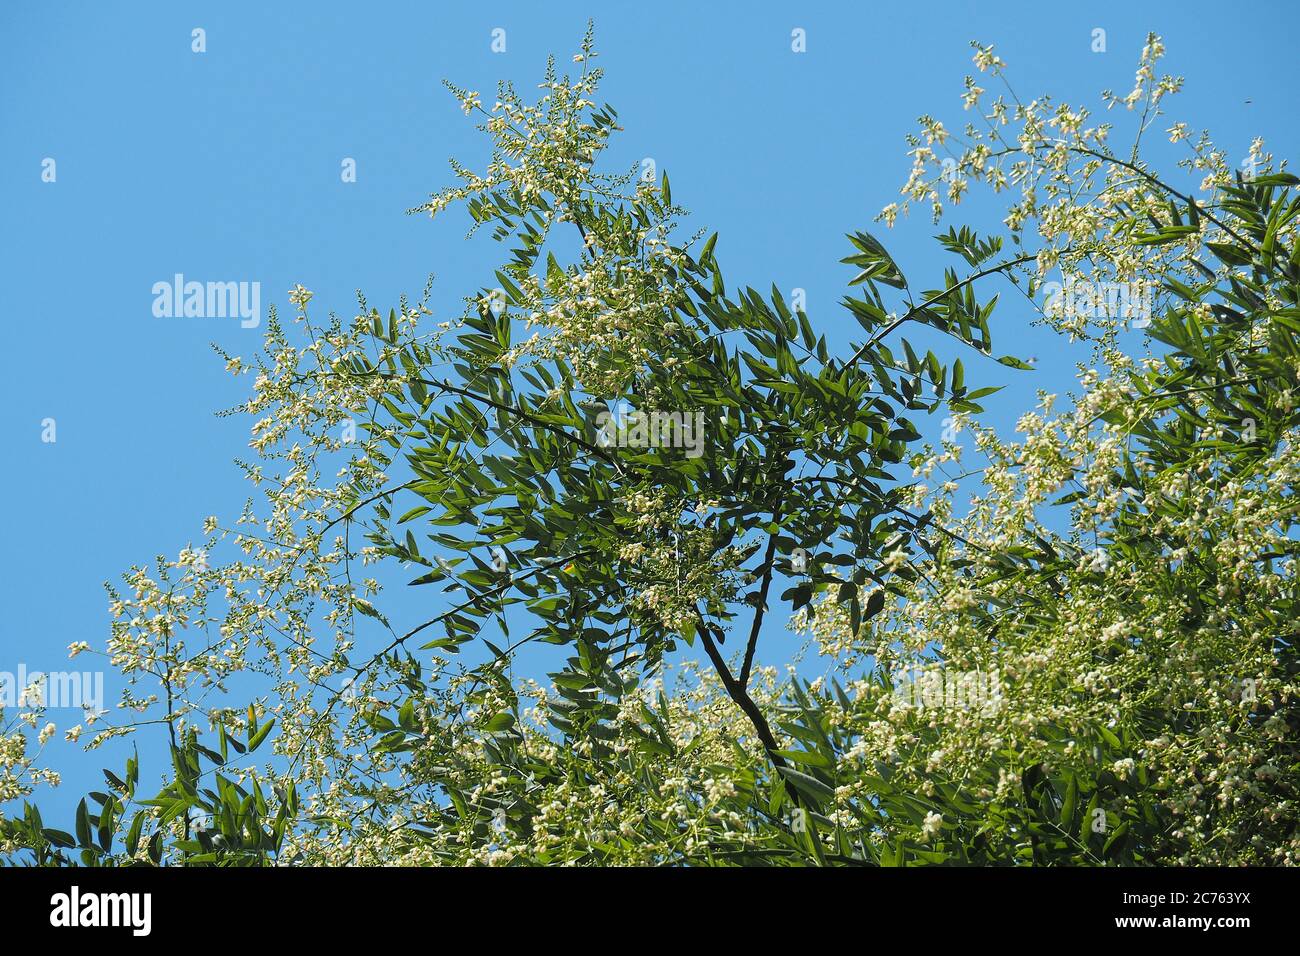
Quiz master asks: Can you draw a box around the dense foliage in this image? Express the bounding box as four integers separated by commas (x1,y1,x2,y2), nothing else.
4,30,1297,866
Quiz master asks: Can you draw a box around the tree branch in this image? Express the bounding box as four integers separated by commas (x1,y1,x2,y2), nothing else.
740,489,783,688
845,252,1037,367
695,609,797,804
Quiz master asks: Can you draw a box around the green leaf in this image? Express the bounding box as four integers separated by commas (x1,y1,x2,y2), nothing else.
351,597,390,627
247,718,276,754
863,588,886,621
75,799,92,849
125,813,146,857
776,766,834,806
1060,774,1078,828
1103,821,1130,859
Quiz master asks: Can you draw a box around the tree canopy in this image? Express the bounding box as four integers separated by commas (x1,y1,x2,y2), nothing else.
4,29,1298,867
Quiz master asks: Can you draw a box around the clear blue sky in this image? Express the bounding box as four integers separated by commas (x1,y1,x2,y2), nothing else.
3,0,1297,822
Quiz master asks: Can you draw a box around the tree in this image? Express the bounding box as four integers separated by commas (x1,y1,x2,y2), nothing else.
4,29,1296,866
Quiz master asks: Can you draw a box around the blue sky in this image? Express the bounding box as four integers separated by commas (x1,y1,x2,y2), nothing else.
3,0,1297,822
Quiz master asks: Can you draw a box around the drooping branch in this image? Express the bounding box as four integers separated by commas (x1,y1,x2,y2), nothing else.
845,252,1038,367
740,468,786,689
695,610,790,779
